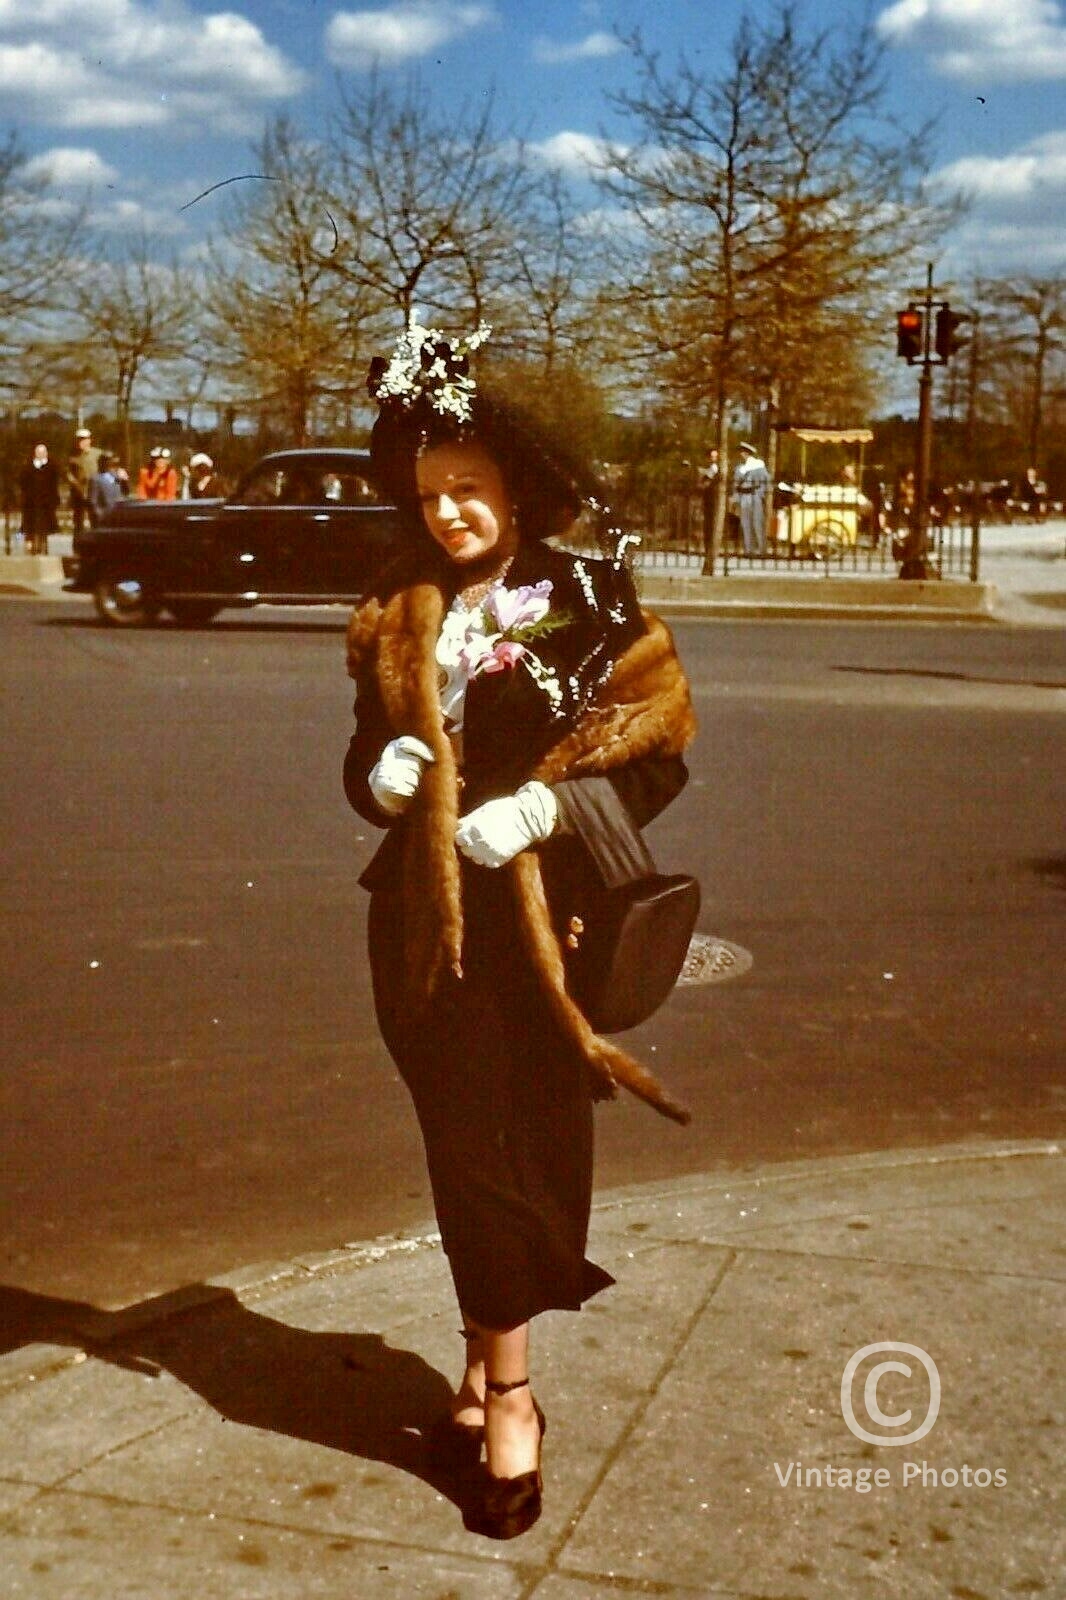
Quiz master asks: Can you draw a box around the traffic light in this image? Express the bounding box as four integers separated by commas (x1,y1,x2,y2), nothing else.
934,305,971,361
896,306,924,363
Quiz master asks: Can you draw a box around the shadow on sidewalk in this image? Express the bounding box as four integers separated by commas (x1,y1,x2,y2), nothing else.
832,663,1066,690
0,1282,472,1508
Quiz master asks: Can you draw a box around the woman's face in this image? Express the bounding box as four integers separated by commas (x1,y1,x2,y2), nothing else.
415,439,516,565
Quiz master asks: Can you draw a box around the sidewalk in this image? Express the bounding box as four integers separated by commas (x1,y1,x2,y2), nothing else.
3,526,1065,625
1,1139,1061,1598
640,522,1066,624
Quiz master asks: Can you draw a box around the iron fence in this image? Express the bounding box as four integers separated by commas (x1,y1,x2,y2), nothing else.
576,485,984,581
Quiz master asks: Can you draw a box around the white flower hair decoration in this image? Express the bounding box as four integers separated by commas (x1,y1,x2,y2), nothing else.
367,316,492,425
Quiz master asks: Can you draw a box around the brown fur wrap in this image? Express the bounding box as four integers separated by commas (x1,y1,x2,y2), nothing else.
346,576,697,1123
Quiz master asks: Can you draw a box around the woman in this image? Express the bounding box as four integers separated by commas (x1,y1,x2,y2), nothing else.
19,443,60,554
136,447,178,501
343,321,695,1539
184,452,224,500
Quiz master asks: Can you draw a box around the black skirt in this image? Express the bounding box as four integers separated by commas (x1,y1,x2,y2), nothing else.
367,860,614,1330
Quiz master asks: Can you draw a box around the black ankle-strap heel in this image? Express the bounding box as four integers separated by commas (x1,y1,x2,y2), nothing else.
484,1377,546,1439
469,1379,546,1540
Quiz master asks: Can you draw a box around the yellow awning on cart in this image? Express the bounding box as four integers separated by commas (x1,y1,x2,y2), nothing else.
786,428,874,444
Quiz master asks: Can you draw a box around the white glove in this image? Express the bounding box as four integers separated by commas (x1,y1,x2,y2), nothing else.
368,735,436,817
455,781,558,869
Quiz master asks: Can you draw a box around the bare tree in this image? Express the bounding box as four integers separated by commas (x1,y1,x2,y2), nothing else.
321,74,544,338
499,168,601,375
0,132,86,404
981,275,1065,470
200,120,370,443
597,5,951,562
50,236,196,462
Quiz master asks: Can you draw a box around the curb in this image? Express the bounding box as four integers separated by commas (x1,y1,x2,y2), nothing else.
0,555,64,583
3,1138,1059,1396
638,573,1001,623
651,598,1002,624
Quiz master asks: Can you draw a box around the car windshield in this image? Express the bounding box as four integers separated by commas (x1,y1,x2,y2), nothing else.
236,462,383,507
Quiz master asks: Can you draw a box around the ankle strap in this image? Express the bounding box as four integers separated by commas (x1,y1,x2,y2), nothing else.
485,1377,530,1396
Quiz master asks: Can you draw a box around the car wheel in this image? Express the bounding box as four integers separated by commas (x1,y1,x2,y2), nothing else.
167,600,221,627
93,577,162,627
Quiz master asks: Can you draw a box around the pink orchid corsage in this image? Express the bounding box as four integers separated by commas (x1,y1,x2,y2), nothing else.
460,580,569,710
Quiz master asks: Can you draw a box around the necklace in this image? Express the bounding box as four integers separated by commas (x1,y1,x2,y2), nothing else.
455,552,515,613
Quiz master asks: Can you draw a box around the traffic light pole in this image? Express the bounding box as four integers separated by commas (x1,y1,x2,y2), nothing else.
899,264,938,581
903,359,936,579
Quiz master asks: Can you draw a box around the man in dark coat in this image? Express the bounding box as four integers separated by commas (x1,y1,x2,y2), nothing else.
19,444,60,554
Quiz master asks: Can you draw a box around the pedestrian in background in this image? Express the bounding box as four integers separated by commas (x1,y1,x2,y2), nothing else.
867,478,886,547
894,468,916,532
183,452,223,499
88,452,127,523
698,449,719,543
67,428,101,535
731,441,770,555
1018,466,1046,521
19,443,60,554
137,447,178,501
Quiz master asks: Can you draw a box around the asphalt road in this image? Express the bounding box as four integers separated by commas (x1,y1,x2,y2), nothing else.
2,598,1064,1308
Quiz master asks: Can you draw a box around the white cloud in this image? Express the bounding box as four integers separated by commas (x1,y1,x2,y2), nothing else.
941,215,1066,273
532,29,622,65
0,1,305,131
930,129,1066,270
932,129,1066,203
571,202,644,237
325,1,496,68
96,197,186,236
527,130,622,175
876,0,1066,80
19,146,119,188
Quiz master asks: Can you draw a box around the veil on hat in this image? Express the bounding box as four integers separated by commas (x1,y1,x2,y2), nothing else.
366,317,634,553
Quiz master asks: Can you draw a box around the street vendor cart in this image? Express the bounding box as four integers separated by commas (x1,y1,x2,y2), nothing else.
775,482,869,552
773,427,875,553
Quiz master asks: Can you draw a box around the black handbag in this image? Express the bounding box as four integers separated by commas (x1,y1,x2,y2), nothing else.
544,780,700,1035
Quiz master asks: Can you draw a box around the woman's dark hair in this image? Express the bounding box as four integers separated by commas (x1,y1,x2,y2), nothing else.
369,386,598,542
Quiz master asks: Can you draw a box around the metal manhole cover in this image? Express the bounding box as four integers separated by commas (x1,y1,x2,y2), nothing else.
677,933,753,986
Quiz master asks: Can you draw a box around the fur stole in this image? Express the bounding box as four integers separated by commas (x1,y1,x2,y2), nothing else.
346,570,697,1124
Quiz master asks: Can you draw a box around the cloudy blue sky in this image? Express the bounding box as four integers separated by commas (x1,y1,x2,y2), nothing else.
6,0,1066,275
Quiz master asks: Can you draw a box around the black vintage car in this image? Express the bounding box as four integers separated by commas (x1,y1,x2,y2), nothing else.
62,449,402,625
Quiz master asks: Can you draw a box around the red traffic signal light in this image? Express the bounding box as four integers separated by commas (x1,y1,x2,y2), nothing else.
935,305,971,361
896,306,924,363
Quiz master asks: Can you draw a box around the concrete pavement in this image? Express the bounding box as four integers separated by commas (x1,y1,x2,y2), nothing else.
1,1138,1062,1598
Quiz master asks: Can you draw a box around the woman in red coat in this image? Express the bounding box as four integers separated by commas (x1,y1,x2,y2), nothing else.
136,447,178,501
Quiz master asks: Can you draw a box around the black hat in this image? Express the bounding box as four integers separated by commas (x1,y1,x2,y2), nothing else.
367,320,597,542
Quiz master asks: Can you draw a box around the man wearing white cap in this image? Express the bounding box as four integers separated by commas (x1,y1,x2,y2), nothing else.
67,428,101,534
730,441,770,556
